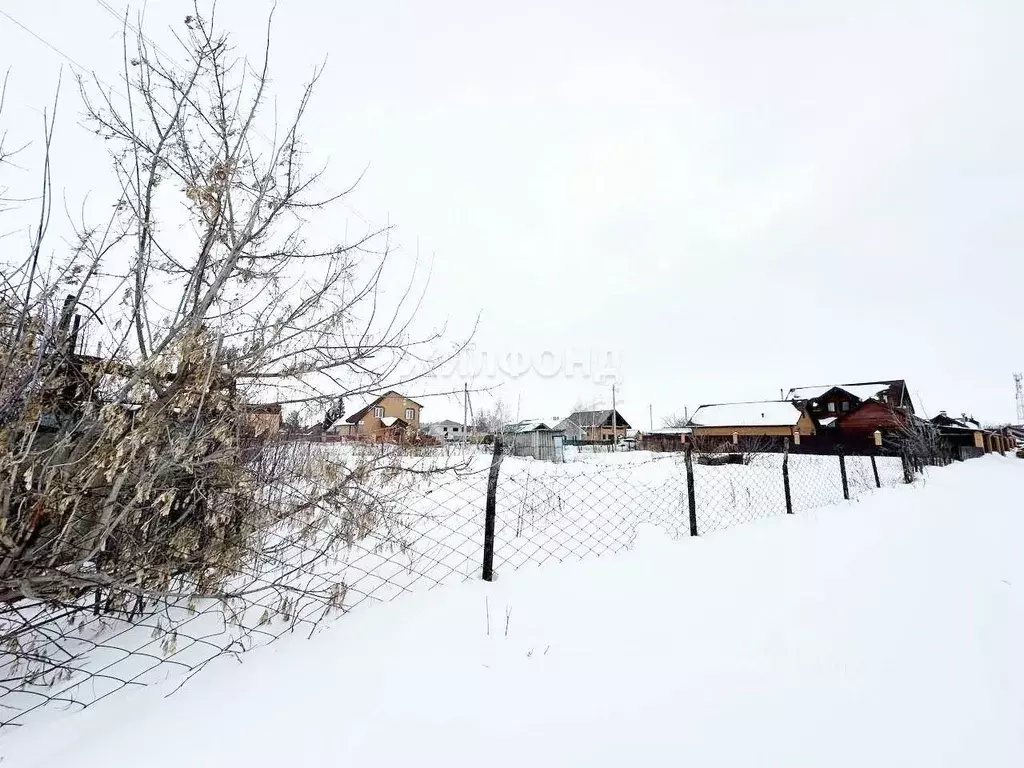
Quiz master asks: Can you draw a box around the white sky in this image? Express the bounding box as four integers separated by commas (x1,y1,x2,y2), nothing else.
2,0,1022,427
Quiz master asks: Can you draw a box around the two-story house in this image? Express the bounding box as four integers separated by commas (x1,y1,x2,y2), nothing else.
343,391,423,441
555,409,632,442
786,380,915,443
786,381,914,425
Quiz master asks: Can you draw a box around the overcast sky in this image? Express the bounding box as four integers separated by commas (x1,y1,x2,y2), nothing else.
2,0,1022,426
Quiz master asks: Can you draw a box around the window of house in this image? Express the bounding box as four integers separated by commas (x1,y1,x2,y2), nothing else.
827,402,836,413
372,406,384,418
453,427,459,433
405,408,415,420
841,401,850,412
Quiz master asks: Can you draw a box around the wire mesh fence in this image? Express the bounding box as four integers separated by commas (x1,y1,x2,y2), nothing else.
1,439,942,733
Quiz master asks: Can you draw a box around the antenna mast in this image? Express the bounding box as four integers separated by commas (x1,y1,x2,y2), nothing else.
1015,373,1024,423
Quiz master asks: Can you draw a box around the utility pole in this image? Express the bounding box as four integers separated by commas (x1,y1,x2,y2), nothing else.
463,382,469,445
649,403,653,431
612,384,617,445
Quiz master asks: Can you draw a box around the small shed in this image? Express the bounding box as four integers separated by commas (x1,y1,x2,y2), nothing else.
501,420,566,462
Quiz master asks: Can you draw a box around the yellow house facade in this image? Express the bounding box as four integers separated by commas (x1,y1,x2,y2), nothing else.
344,391,423,440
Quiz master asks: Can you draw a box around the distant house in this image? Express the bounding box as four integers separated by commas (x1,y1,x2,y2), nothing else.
929,415,1015,456
555,410,632,442
786,380,916,444
343,391,423,441
424,419,466,441
930,411,982,431
1003,425,1024,445
786,380,915,421
244,403,282,436
640,427,691,452
930,411,992,458
687,401,815,438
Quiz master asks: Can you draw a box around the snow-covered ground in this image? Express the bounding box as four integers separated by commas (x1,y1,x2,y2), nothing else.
6,456,1023,767
0,446,909,732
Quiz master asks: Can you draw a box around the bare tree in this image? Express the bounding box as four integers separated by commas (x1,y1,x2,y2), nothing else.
474,397,511,434
0,7,472,719
887,415,949,467
661,412,689,429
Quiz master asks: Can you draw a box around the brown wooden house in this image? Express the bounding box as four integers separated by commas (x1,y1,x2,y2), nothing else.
787,380,914,423
832,399,911,437
786,380,916,447
555,410,632,443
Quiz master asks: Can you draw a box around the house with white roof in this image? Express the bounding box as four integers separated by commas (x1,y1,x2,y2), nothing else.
686,401,816,438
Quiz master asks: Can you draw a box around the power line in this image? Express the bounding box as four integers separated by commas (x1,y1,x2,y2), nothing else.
0,7,124,99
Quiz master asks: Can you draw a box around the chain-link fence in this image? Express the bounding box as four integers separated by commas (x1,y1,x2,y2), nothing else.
1,440,943,733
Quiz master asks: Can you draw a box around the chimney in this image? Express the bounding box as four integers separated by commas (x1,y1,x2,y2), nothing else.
939,410,947,416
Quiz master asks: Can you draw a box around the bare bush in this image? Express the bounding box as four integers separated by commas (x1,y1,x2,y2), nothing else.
689,433,778,465
0,7,470,724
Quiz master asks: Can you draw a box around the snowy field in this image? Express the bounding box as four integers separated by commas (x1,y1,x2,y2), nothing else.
0,445,909,732
4,455,1022,766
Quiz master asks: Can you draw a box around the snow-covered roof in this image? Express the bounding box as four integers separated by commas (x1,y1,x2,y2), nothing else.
502,419,556,434
556,410,632,430
818,417,838,427
930,415,980,432
379,416,405,428
689,401,803,428
787,384,889,402
646,427,692,436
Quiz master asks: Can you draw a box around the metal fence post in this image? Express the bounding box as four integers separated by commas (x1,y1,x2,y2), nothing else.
870,454,881,488
684,443,698,536
838,449,849,500
782,438,793,515
482,437,504,581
